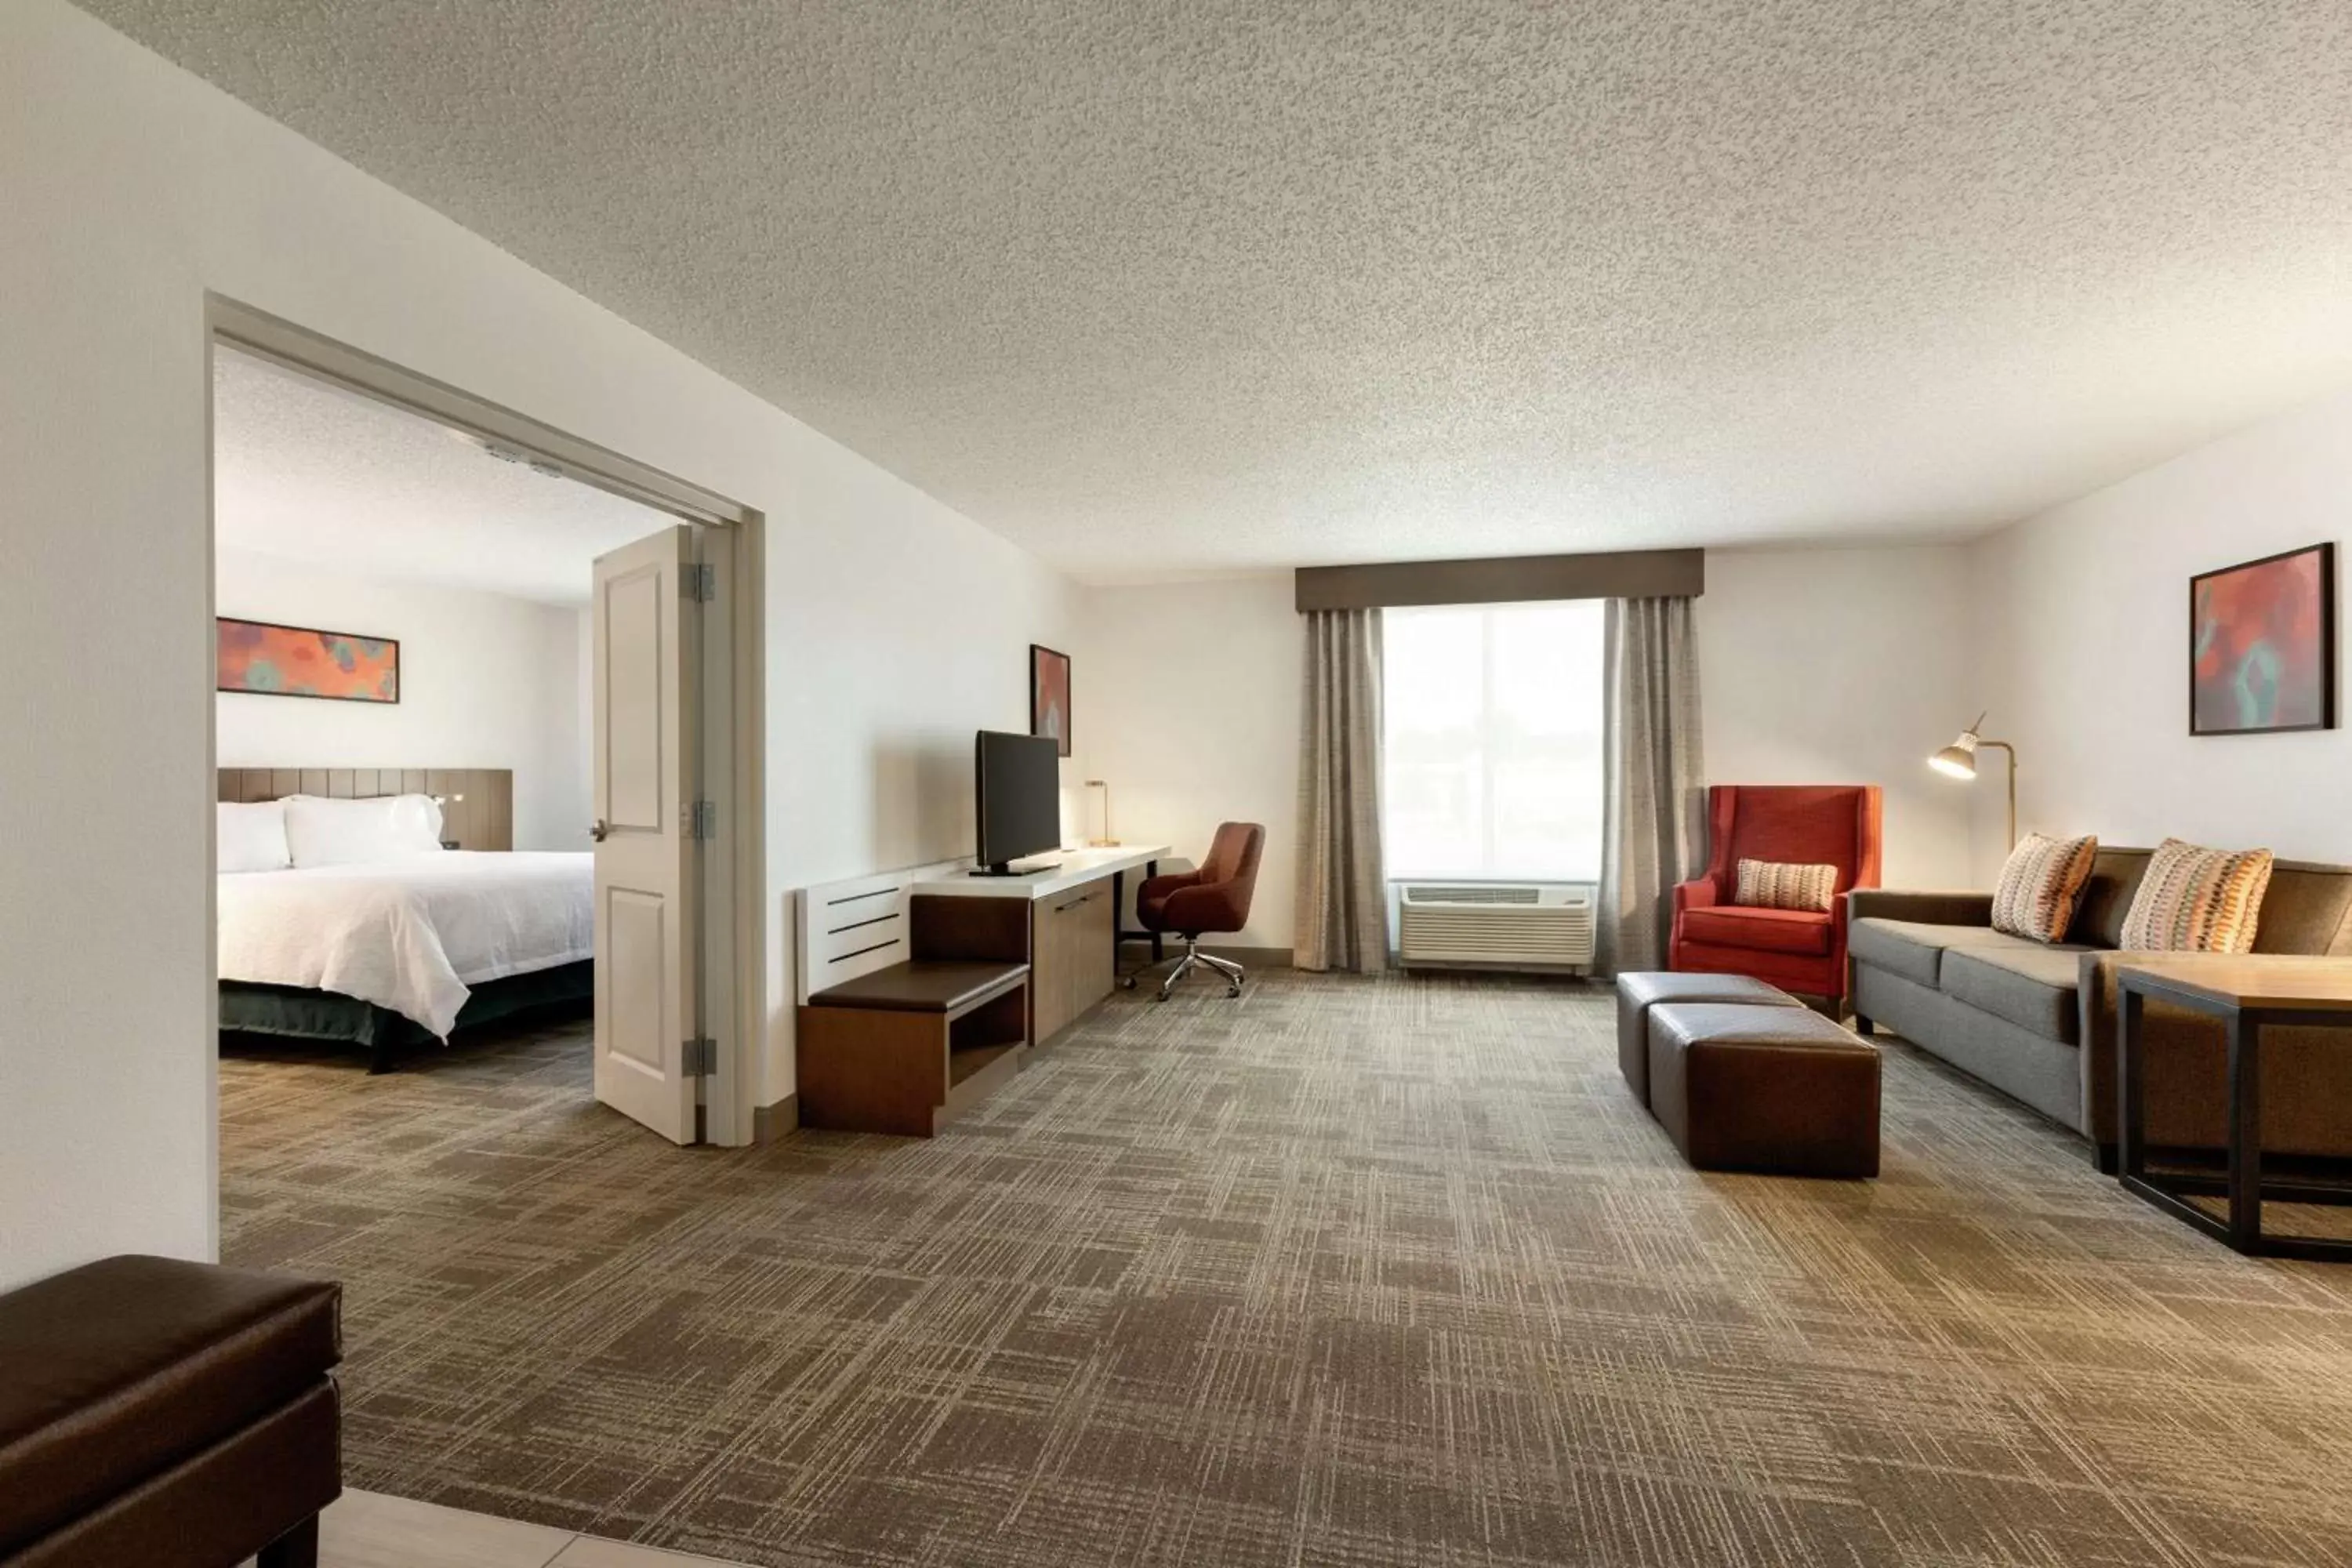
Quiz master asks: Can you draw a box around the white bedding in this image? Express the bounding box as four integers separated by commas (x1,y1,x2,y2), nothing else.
218,852,594,1039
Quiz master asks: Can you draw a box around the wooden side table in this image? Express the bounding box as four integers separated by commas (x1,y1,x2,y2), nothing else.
2118,956,2352,1260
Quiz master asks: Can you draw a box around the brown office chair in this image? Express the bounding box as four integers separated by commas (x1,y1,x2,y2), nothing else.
1126,822,1265,1000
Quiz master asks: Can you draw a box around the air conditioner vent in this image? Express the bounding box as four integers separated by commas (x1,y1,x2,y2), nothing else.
1398,882,1595,975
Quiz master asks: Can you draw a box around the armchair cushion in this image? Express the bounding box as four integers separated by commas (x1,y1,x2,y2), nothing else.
1681,905,1831,957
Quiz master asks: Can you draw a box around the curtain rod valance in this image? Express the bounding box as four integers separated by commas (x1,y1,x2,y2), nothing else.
1294,548,1703,612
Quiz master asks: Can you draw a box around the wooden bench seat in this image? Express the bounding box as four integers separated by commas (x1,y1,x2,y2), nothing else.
811,961,1025,1014
797,894,1033,1136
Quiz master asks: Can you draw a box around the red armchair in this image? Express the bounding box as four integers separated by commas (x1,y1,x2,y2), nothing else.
1671,785,1882,1008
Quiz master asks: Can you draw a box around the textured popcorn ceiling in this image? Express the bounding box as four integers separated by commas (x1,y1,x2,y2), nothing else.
214,349,672,605
87,1,2352,582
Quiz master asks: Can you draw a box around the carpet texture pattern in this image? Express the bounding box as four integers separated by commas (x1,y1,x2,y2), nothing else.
220,973,2352,1567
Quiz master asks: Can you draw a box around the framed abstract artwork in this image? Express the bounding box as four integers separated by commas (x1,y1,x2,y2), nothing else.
216,618,401,704
1029,643,1072,757
2190,543,2336,736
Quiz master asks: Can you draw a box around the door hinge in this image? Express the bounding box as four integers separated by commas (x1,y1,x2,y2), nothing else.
684,799,717,840
683,563,717,602
682,1036,717,1076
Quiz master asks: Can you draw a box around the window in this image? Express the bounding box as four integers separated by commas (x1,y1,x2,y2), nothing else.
1382,600,1606,880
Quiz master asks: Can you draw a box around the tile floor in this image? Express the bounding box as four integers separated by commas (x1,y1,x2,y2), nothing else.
292,1489,753,1567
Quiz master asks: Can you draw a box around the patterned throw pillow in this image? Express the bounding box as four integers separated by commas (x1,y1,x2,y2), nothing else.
1989,833,2099,943
1733,858,1838,913
2118,838,2276,953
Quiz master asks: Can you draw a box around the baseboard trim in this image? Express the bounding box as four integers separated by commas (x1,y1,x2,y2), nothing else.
750,1094,799,1145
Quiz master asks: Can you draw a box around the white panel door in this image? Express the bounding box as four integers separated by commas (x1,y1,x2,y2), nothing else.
592,524,697,1144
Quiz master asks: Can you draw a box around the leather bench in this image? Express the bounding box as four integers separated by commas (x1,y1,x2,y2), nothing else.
1646,1003,1882,1178
0,1254,342,1568
1614,971,1804,1104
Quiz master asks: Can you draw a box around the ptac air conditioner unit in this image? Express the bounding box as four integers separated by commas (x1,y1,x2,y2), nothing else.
1397,883,1596,975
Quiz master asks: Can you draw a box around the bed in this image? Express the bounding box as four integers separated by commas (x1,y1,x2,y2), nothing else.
216,771,594,1069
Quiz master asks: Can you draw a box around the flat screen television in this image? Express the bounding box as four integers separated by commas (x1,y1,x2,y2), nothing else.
974,729,1062,875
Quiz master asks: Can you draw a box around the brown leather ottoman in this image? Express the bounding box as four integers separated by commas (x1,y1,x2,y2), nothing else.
1614,971,1804,1105
1646,1003,1881,1178
0,1255,342,1568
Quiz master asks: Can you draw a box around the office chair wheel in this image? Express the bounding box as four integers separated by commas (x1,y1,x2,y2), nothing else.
1120,975,1137,990
1225,983,1241,998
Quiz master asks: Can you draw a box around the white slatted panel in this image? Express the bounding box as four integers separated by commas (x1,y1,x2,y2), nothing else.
795,870,916,1003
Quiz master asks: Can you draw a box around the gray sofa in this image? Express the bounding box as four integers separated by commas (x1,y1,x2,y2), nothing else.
1848,847,2352,1167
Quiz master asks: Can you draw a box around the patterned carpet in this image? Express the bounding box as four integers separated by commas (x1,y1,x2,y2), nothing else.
219,972,2352,1567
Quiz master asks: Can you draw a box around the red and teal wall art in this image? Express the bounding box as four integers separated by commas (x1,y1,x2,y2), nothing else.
2190,543,2336,736
216,618,400,704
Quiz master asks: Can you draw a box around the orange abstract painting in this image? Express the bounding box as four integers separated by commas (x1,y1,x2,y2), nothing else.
216,618,400,703
2190,544,2335,735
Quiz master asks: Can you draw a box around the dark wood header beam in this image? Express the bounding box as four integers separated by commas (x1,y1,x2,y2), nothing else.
1294,548,1704,612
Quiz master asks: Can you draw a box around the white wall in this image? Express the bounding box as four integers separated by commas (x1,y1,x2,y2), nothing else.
1077,576,1301,950
1697,545,1977,889
216,549,589,851
1076,547,1980,953
1969,386,2352,882
0,1,1078,1288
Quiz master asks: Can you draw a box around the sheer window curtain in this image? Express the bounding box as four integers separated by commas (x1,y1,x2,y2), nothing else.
1596,596,1704,976
1295,608,1389,973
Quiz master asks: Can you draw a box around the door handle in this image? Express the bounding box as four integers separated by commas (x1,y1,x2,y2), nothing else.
590,819,609,843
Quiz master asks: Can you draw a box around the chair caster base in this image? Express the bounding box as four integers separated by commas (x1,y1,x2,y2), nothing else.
1120,976,1137,990
1138,942,1247,1002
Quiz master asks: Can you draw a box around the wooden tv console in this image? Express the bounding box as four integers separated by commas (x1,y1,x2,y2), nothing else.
796,847,1167,1135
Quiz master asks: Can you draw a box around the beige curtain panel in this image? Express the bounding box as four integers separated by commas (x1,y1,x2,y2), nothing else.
1597,596,1705,976
1295,607,1389,973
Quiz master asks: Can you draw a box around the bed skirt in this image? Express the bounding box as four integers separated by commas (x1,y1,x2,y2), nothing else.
220,960,595,1069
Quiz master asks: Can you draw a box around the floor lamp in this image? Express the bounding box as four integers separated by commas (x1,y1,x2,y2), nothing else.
1929,714,2017,848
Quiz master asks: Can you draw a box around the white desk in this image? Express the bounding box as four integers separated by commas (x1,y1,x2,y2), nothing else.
908,844,1171,902
915,844,1172,1041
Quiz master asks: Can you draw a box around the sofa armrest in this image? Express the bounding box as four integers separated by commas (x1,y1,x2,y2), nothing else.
1671,877,1719,916
1846,889,1994,927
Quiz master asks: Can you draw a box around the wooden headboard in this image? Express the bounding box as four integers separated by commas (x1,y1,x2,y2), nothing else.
215,768,515,851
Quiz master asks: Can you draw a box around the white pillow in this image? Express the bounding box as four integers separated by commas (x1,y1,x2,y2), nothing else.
281,793,447,867
216,800,292,873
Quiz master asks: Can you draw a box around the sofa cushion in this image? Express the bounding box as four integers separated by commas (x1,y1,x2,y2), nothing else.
2066,848,2152,948
1990,833,2099,944
1940,945,2089,1045
1682,904,1831,956
1849,918,2020,989
2249,861,2352,956
2119,838,2275,954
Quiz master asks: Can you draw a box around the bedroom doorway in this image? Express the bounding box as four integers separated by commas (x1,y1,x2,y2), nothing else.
206,298,764,1151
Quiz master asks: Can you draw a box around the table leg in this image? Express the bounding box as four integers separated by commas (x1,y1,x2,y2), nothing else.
1145,859,1162,961
2227,1009,2262,1252
1111,868,1127,979
2118,985,2147,1181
